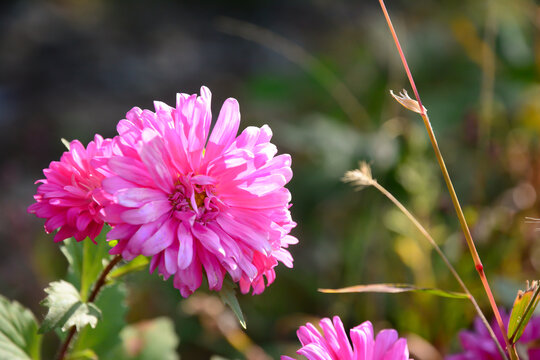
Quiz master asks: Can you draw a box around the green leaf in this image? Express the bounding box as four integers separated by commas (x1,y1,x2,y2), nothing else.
39,280,102,334
66,349,98,360
0,295,42,360
219,279,247,329
61,239,83,291
72,283,127,357
103,318,179,360
508,281,540,344
108,256,149,280
319,283,469,299
61,227,112,301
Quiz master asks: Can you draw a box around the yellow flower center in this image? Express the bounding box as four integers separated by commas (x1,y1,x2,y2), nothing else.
194,191,206,209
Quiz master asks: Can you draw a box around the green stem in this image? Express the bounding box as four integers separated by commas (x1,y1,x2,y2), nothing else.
215,17,369,127
377,1,515,358
56,255,122,360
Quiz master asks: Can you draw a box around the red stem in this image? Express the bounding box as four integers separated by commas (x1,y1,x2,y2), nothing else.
377,0,514,358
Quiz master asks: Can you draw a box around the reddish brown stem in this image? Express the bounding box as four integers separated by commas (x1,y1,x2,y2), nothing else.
378,0,514,358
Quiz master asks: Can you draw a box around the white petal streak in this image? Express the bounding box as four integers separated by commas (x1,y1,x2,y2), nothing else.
177,222,194,269
120,200,171,224
116,188,166,208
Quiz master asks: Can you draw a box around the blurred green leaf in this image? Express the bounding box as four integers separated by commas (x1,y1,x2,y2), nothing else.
39,280,101,334
509,281,540,344
319,283,469,299
66,349,98,360
103,318,179,360
108,256,149,280
219,279,247,329
61,227,112,301
0,295,42,360
72,283,127,357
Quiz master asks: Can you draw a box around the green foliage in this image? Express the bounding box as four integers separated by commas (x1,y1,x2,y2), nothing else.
103,318,179,360
320,283,469,299
72,283,127,357
0,295,42,360
218,279,246,329
109,256,149,280
61,228,112,301
66,349,98,360
39,280,101,334
508,281,540,344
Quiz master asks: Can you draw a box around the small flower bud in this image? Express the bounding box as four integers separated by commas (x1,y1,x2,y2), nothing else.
390,89,427,114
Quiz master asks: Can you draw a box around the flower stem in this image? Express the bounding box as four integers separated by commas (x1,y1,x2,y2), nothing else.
377,1,515,358
370,180,508,360
56,255,123,360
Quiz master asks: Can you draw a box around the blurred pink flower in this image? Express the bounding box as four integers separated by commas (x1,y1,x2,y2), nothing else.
282,316,411,360
28,135,114,242
447,310,540,360
102,86,297,297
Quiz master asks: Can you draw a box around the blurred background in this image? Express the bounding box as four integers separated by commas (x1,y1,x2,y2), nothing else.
1,0,540,358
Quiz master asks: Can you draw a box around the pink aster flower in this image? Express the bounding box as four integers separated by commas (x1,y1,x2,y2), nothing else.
447,309,540,360
102,86,297,297
28,135,114,242
282,316,411,360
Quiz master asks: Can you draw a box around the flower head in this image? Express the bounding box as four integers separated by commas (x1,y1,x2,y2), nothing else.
282,316,410,360
102,86,297,297
447,309,540,360
28,135,114,242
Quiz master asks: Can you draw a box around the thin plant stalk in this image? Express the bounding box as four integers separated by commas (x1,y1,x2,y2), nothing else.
57,255,123,360
371,180,508,360
344,165,507,360
216,17,369,127
377,1,516,358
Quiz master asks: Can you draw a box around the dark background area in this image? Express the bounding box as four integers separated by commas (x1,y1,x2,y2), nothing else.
1,0,540,358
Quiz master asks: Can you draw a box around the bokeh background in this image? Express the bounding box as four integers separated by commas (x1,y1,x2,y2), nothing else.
1,0,540,358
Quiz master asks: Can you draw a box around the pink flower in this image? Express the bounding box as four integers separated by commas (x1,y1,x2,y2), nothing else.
282,316,411,360
28,135,114,242
102,86,297,297
447,310,540,360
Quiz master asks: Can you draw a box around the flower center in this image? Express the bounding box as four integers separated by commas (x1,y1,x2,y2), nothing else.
194,191,206,209
167,174,219,222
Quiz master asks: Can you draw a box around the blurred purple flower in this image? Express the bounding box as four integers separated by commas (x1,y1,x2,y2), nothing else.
447,309,540,360
102,86,297,297
282,316,411,360
28,135,113,242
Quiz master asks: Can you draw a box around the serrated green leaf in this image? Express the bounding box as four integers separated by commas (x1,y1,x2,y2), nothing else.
509,281,540,344
0,295,42,360
319,283,469,299
108,256,149,280
219,279,247,329
102,318,179,360
72,283,127,357
39,280,102,334
61,227,112,301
